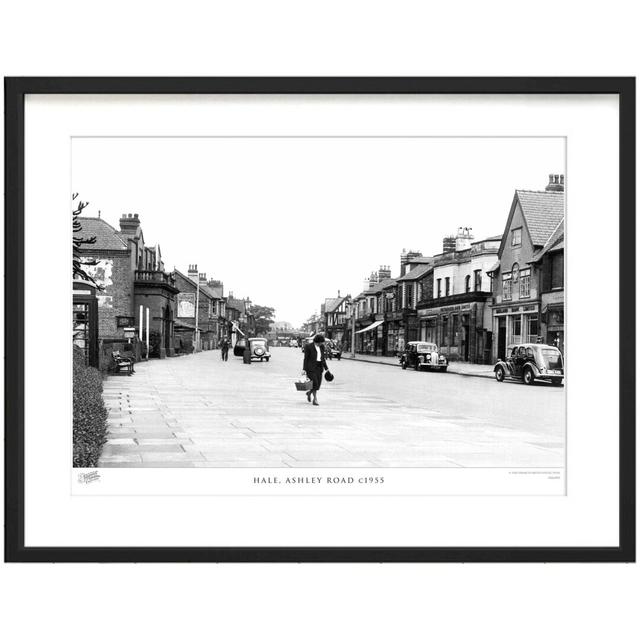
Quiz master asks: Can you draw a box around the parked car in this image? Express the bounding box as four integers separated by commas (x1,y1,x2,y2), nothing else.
399,341,448,372
233,337,271,362
494,343,563,385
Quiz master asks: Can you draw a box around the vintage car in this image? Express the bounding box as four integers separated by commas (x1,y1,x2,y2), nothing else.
399,341,448,372
233,337,271,362
494,343,563,385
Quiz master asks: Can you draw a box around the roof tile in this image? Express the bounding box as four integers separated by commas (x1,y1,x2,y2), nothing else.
516,190,565,246
75,216,127,251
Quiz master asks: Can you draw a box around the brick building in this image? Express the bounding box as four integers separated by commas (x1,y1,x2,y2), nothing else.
418,229,500,363
488,175,565,360
75,213,178,368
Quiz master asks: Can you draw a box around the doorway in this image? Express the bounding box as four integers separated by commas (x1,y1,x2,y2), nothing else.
497,316,507,360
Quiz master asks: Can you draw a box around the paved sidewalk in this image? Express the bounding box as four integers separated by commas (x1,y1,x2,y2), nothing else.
339,352,495,379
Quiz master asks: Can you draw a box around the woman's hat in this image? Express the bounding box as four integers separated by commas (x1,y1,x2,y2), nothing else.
324,371,334,382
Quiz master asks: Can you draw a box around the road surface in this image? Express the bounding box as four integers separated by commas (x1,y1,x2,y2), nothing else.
99,346,565,468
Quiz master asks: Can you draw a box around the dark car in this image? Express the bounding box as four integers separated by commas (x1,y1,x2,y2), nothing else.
399,341,448,372
494,343,563,385
233,337,271,362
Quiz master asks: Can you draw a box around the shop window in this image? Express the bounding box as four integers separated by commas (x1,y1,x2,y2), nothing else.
465,275,471,293
513,316,522,341
442,316,449,346
519,268,531,298
512,227,522,246
502,274,512,301
474,269,482,291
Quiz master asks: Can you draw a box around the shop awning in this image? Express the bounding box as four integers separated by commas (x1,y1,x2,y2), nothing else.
355,320,384,334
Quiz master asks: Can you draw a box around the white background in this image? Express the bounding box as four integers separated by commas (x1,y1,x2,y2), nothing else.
1,1,638,639
26,94,607,546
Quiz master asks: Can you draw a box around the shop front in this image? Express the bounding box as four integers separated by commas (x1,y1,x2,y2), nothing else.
418,292,492,363
354,319,384,355
543,303,564,352
492,302,540,361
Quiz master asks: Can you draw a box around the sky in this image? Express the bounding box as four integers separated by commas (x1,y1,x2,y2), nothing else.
72,137,564,327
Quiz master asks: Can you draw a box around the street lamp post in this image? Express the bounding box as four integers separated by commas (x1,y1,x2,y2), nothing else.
348,300,357,359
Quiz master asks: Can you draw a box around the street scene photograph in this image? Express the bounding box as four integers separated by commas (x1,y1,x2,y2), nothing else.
72,136,566,475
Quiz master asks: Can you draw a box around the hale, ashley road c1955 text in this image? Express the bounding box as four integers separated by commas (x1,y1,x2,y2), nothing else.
253,476,384,485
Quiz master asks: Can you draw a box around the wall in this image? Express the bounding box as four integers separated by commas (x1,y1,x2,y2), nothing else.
82,253,134,339
493,201,538,303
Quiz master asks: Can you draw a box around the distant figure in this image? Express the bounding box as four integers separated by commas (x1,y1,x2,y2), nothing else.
302,334,329,406
220,336,229,361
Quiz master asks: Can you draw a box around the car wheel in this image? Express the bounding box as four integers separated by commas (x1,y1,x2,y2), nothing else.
551,378,562,386
495,367,505,382
523,368,535,385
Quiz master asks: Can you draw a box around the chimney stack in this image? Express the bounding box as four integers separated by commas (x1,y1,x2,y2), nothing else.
545,173,565,192
454,227,474,252
187,264,198,282
119,213,141,234
199,272,207,284
400,249,423,276
369,271,377,288
378,265,392,281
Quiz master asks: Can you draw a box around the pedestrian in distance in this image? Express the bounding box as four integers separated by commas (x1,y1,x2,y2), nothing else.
302,333,330,406
220,336,229,361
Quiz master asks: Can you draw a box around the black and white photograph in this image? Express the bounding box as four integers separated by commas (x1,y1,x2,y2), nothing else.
71,136,566,487
6,78,632,562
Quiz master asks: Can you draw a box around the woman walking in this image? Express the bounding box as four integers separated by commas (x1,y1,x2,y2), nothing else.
302,334,329,406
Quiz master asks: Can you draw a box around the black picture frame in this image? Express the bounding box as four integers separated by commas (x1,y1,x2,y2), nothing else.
4,77,635,563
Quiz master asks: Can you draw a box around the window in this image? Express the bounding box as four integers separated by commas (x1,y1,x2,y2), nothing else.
436,279,442,298
513,316,522,340
474,269,482,291
465,275,471,293
405,284,413,308
445,277,450,297
417,281,423,301
502,274,512,301
512,227,522,246
519,268,531,298
441,316,449,346
551,252,564,289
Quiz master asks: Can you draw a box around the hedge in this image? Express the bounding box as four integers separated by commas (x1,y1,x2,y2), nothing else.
73,347,108,467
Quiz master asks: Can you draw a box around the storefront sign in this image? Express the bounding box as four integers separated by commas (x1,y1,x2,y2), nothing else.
423,303,471,315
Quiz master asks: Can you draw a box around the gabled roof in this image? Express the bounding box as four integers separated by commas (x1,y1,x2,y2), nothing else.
397,263,433,282
324,297,347,313
75,216,128,251
516,190,565,246
531,219,565,263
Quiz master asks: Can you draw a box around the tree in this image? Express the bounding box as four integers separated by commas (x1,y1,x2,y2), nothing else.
72,193,103,290
250,305,276,336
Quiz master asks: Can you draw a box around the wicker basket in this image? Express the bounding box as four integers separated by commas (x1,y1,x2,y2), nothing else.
295,379,313,391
